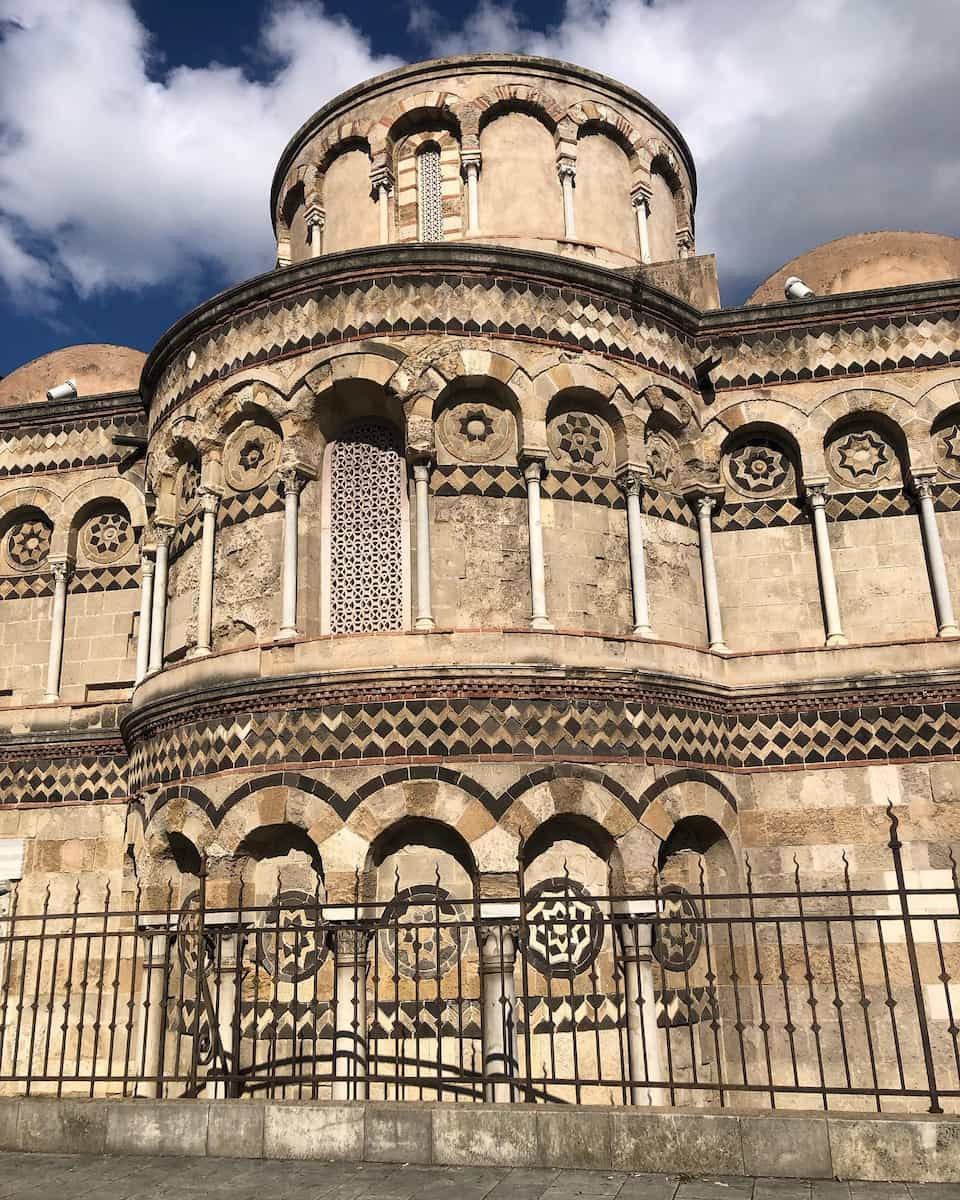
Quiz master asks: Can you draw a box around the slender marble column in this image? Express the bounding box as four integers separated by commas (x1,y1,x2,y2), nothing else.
148,526,172,674
43,558,71,702
805,481,847,647
694,495,728,652
331,926,370,1101
632,191,652,264
912,471,959,638
279,468,305,639
522,457,553,630
305,205,324,258
209,932,243,1100
193,490,219,656
463,158,481,235
134,550,155,686
134,930,169,1098
618,470,653,637
375,179,392,245
480,924,518,1103
558,162,577,240
412,459,435,631
617,915,663,1105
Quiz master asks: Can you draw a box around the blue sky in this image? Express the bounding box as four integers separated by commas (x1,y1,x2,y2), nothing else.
1,0,959,381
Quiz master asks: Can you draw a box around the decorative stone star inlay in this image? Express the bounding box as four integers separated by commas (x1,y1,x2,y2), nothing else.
458,410,494,443
554,413,606,469
729,442,789,495
6,520,51,570
943,425,960,462
837,431,889,479
238,438,266,471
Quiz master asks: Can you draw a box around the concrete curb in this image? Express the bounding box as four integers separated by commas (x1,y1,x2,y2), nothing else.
0,1099,956,1183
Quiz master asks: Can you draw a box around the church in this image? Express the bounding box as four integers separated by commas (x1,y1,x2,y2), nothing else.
1,53,960,1116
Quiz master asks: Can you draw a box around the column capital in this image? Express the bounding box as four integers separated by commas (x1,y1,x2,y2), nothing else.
328,923,373,963
279,464,312,496
676,225,694,256
304,204,325,230
48,556,73,582
370,166,394,195
682,484,723,517
630,182,652,208
616,466,648,498
198,487,221,515
153,523,175,549
520,452,547,483
460,148,482,175
909,468,939,500
556,157,576,182
139,548,156,576
411,459,433,484
802,475,831,507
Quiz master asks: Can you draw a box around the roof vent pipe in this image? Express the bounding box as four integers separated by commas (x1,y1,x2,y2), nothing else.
784,276,816,300
46,378,78,401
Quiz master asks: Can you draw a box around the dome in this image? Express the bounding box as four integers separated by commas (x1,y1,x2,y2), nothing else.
747,230,960,305
0,343,145,408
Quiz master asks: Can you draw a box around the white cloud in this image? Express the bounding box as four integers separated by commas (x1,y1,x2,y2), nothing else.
0,0,399,306
420,0,960,300
1,0,958,311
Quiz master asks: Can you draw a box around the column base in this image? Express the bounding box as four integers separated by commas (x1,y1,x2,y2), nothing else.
415,617,436,632
708,641,729,654
826,633,848,647
633,625,654,639
530,617,555,631
277,626,298,641
188,646,211,659
42,692,59,704
938,624,960,639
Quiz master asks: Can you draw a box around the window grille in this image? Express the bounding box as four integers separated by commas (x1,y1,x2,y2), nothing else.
328,421,406,634
418,144,443,242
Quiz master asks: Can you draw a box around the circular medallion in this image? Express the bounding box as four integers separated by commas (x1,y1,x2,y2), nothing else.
256,888,328,983
378,884,471,981
724,439,794,498
4,518,52,573
80,509,133,565
652,885,703,973
437,398,514,463
547,411,612,474
177,458,201,520
223,421,282,492
826,428,898,489
523,877,603,980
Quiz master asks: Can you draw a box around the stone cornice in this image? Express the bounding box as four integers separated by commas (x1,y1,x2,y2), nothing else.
0,389,145,434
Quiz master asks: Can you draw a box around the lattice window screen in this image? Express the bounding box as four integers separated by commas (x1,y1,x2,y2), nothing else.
328,422,406,634
418,145,443,242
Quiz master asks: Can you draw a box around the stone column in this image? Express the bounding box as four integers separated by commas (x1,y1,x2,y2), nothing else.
618,469,653,637
210,931,243,1100
463,154,481,235
148,525,172,674
631,186,652,264
330,926,370,1100
134,930,169,1098
43,557,71,703
677,227,694,259
522,456,553,631
804,478,847,647
558,160,577,240
193,489,219,657
372,169,393,245
134,550,155,686
617,914,663,1106
278,468,306,640
692,493,728,653
412,457,436,631
480,923,518,1103
305,205,325,259
911,470,959,638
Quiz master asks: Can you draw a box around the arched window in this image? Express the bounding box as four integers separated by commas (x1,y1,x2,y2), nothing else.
417,142,443,242
322,420,408,634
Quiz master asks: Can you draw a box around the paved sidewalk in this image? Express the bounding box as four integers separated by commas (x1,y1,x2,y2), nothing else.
0,1156,958,1200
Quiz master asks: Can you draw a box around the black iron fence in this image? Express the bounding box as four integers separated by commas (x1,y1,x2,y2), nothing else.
1,807,960,1112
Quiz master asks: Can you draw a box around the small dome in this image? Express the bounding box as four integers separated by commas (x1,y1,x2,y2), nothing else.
747,231,960,305
0,343,145,408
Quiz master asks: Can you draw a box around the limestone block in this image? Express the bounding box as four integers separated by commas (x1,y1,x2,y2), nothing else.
207,1100,264,1158
537,1106,612,1169
829,1115,960,1182
740,1113,831,1179
611,1110,744,1175
263,1101,364,1161
433,1104,540,1167
364,1103,433,1164
105,1100,209,1157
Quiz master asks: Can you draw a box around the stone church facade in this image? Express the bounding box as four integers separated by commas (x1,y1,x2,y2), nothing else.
1,53,960,1103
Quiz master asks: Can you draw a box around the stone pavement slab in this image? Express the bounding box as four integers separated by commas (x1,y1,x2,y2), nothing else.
0,1154,952,1200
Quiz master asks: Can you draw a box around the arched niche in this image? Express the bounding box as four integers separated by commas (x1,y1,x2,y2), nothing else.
433,375,520,467
323,145,378,253
647,169,679,263
236,822,325,906
823,412,909,491
574,131,635,256
479,109,563,241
